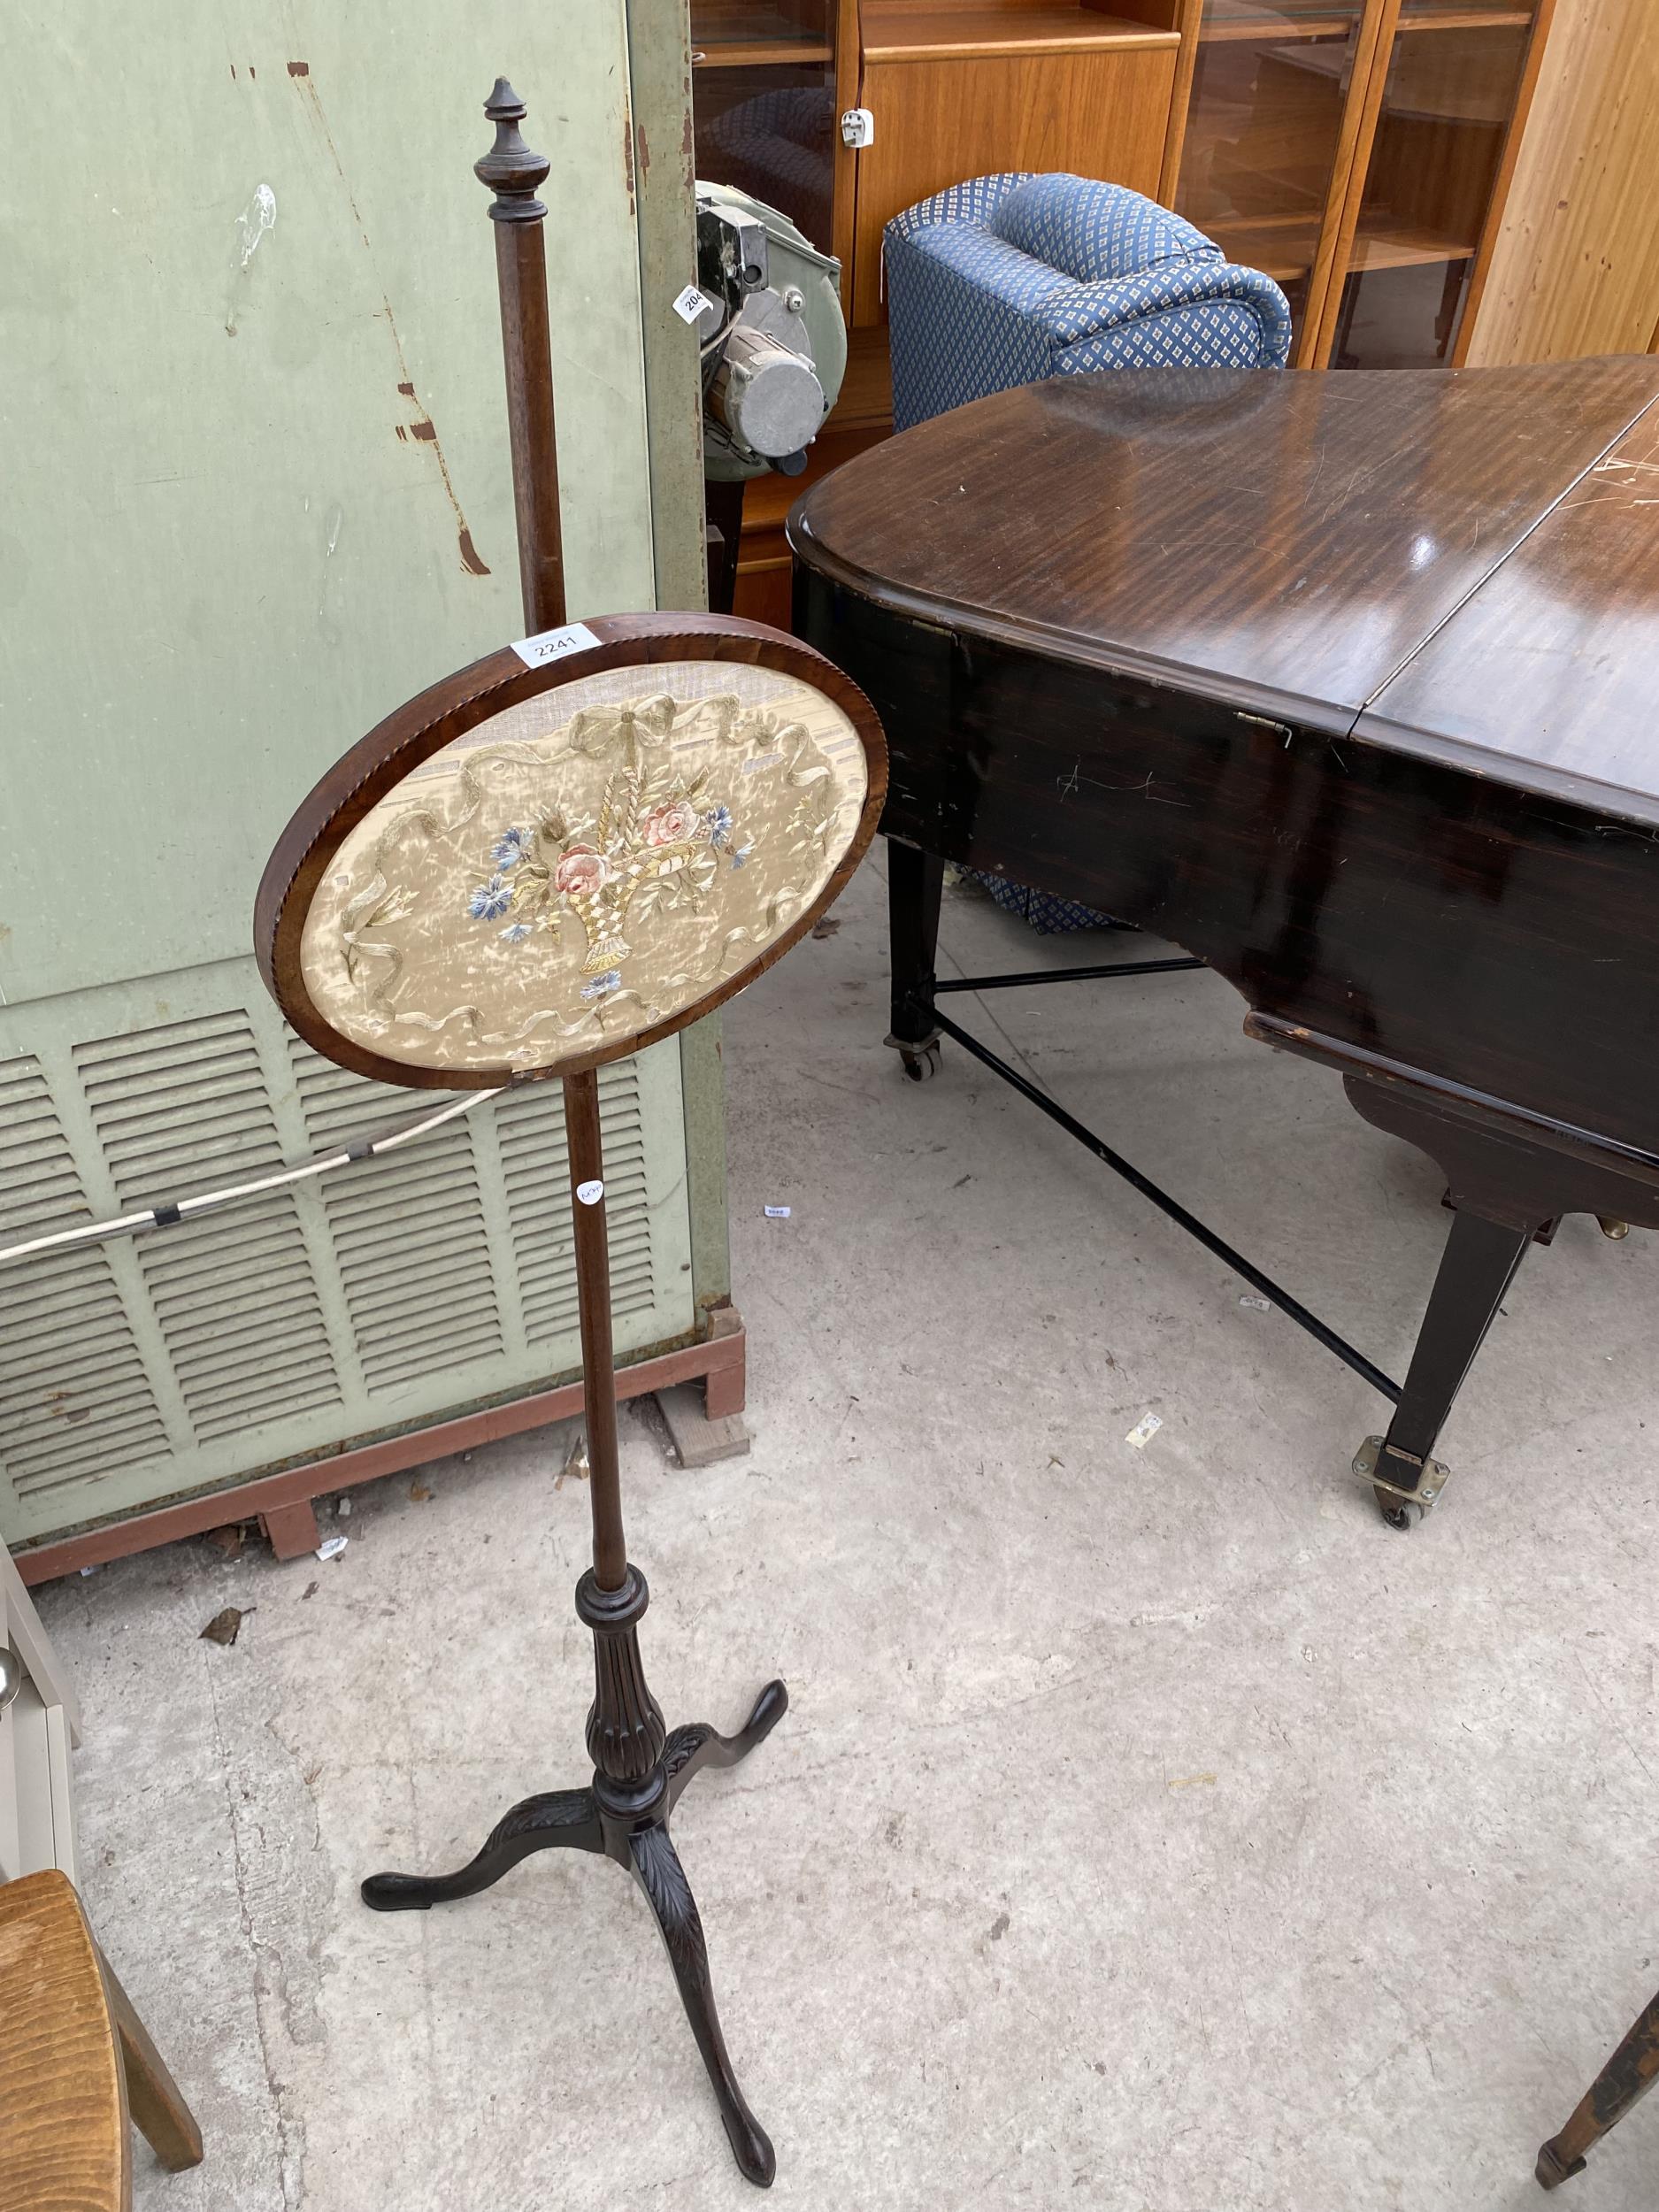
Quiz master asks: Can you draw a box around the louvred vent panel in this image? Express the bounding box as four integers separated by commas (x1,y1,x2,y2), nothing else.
495,1067,658,1346
75,1015,342,1440
0,982,690,1553
287,1045,503,1391
0,1058,171,1501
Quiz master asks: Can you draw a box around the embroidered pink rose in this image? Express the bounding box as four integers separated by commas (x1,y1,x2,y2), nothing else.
555,845,611,897
641,797,703,848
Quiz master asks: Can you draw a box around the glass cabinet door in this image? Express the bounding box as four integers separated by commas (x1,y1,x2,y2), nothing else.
1175,2,1368,349
1328,1,1543,367
690,0,839,253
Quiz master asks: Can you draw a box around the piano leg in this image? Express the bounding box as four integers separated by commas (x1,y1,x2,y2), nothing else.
885,839,944,1081
1360,1207,1536,1528
1334,1066,1659,1525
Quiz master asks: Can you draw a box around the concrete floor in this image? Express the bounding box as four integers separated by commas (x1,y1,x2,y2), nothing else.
36,850,1659,2212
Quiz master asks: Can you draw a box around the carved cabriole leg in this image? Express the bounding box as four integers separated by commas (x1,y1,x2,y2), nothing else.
664,1680,788,1812
1538,1985,1659,2188
360,1788,604,1910
886,838,944,1079
574,1568,779,2183
630,1824,777,2188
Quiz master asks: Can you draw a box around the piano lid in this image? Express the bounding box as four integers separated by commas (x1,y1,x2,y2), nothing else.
1358,396,1659,827
788,359,1659,803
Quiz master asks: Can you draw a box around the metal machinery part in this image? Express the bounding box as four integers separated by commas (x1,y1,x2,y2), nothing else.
695,183,846,482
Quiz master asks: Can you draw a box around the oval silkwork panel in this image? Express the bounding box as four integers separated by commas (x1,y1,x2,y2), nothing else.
296,658,869,1076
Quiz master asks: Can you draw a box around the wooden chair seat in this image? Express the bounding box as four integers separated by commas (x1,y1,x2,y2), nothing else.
0,1869,202,2212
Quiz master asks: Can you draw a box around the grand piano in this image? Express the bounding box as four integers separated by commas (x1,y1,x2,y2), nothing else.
787,359,1659,1526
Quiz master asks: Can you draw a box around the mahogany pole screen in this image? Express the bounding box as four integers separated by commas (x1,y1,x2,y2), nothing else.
252,81,885,2190
255,617,885,1096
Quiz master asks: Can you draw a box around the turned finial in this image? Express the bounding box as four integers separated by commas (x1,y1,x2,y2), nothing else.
476,78,549,221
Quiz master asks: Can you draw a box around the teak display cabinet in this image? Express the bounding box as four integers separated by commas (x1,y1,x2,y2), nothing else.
1176,0,1557,371
692,0,1556,617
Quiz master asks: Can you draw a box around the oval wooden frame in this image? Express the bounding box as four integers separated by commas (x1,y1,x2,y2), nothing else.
255,611,888,1090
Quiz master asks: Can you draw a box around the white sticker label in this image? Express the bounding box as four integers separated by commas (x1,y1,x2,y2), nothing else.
764,1204,791,1219
672,284,714,326
576,1179,604,1207
511,621,601,669
1125,1412,1163,1450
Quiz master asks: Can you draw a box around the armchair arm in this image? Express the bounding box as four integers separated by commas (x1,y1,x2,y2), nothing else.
1034,257,1293,357
885,172,1033,248
883,171,1294,424
883,219,1059,428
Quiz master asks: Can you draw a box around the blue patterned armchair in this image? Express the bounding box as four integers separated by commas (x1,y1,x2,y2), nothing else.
884,171,1291,928
886,171,1292,433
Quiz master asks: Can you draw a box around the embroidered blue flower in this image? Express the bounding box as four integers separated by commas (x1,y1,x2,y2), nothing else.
468,874,512,921
499,921,532,944
492,826,530,870
704,804,734,850
580,968,623,1001
730,842,754,871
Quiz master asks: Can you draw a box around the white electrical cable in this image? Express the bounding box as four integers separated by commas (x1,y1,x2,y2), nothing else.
0,1087,506,1270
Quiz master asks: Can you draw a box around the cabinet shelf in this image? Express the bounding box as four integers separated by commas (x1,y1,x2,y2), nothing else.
1396,4,1533,27
1200,18,1353,38
1204,212,1324,282
1198,9,1358,42
1197,1,1527,39
693,39,834,65
1351,219,1478,271
863,3,1179,63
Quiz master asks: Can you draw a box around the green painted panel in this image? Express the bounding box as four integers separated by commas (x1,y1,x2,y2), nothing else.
626,0,711,611
0,3,731,1557
0,956,696,1550
0,3,657,1007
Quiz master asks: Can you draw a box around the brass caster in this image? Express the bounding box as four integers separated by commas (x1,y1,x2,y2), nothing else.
1352,1436,1448,1527
1598,1216,1631,1240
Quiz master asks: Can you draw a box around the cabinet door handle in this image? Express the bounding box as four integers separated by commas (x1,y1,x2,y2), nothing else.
0,1644,21,1712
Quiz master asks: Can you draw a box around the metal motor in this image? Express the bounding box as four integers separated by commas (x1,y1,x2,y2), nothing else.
694,183,846,481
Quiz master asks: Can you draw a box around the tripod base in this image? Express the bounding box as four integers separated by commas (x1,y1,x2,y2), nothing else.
361,1677,788,2188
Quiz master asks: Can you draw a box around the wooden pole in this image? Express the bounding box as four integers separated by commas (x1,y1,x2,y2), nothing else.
476,80,627,1591
475,79,567,636
564,1066,626,1589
